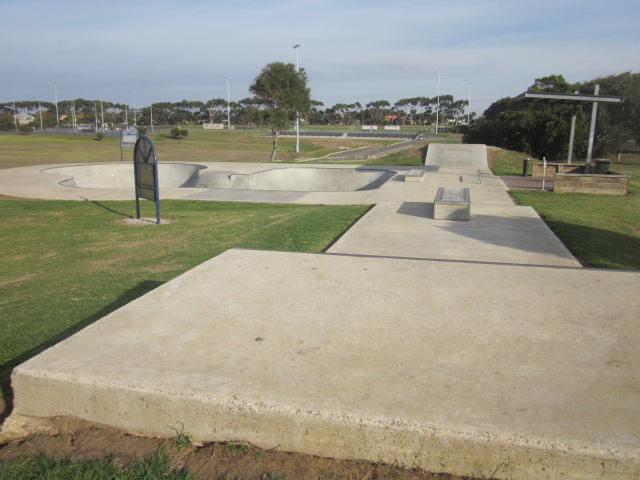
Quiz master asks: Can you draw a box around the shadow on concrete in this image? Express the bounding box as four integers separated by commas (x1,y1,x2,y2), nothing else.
397,202,434,219
436,212,579,259
0,280,164,424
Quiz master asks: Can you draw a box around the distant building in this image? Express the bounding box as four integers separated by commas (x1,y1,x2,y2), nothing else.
384,115,408,125
15,113,34,125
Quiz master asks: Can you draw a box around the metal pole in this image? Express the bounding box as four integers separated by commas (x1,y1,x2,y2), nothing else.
567,105,577,164
435,71,441,134
467,83,471,125
13,103,18,132
226,77,231,130
100,101,104,132
39,101,43,131
54,82,60,128
133,89,137,126
585,84,600,174
94,102,98,133
150,105,154,133
294,44,301,153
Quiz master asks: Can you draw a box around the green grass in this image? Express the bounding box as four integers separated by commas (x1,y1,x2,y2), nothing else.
0,198,370,399
487,146,541,176
363,147,425,166
0,448,195,480
0,130,388,168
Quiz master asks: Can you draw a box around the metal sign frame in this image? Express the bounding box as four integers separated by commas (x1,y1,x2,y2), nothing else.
133,136,161,224
120,124,139,162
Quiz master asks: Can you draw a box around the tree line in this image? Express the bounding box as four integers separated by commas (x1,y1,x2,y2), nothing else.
0,94,471,132
463,72,639,159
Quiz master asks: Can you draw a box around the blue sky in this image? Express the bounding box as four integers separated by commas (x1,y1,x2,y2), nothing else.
2,0,638,115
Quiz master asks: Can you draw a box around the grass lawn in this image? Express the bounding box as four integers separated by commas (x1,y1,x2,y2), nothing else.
0,198,370,400
0,448,194,480
0,129,389,168
487,145,541,176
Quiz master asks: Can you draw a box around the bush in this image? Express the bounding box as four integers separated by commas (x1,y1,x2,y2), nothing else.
170,127,181,138
137,126,147,135
180,129,189,137
94,132,105,141
17,124,32,135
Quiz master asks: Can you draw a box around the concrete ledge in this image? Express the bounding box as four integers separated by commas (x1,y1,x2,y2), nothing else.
434,186,470,220
7,249,640,479
404,169,426,182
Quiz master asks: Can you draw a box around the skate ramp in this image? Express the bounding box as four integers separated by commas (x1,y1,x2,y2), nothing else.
425,143,488,168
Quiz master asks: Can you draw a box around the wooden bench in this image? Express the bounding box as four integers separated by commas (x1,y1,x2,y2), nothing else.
434,187,470,220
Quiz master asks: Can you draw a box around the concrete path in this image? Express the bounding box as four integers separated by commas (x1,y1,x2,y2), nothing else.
2,145,639,479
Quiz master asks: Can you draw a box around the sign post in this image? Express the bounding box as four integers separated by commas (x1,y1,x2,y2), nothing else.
133,136,161,224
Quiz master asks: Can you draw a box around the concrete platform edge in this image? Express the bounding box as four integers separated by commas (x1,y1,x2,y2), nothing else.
7,372,637,480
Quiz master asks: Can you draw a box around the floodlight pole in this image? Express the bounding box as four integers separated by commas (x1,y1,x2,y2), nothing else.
133,89,137,126
54,82,60,128
467,83,472,125
294,44,301,153
435,71,442,134
13,103,17,132
226,77,231,130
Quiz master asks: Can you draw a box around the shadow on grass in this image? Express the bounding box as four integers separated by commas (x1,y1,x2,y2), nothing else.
0,280,164,424
81,198,133,218
542,220,640,270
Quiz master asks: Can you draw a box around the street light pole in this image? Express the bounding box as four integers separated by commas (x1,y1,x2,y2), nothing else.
54,82,60,128
225,77,231,130
293,44,301,154
435,71,442,134
467,83,472,125
133,89,137,126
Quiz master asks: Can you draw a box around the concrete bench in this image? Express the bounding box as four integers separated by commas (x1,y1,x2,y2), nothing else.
405,169,426,182
434,187,470,220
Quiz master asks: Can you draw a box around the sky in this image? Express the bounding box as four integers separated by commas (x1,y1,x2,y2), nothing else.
2,0,638,116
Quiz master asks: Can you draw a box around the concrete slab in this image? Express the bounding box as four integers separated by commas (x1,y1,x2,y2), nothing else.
8,249,640,479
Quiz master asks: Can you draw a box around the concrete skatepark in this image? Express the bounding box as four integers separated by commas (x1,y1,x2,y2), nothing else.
1,143,639,479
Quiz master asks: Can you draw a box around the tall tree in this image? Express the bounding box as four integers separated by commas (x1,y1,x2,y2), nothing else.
574,71,640,156
249,62,311,161
464,75,588,161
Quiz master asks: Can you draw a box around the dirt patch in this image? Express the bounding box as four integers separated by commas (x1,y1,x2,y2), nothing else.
0,417,483,479
113,217,177,226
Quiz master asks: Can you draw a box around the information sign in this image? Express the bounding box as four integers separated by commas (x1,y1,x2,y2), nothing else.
133,136,161,224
